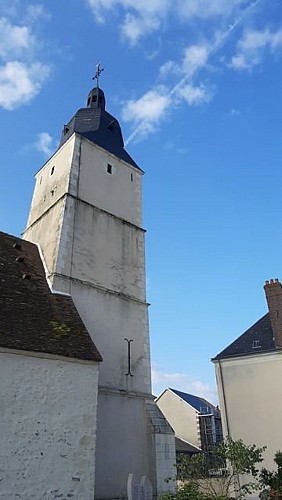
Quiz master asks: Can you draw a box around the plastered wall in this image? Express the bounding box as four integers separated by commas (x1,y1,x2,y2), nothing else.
215,351,282,471
156,389,200,448
0,351,99,500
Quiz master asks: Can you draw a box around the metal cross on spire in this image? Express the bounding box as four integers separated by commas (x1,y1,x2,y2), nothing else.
93,62,104,88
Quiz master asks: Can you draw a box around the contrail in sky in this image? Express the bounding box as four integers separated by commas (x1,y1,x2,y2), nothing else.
125,0,262,146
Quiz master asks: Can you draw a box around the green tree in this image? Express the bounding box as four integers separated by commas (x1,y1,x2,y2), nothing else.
161,438,266,500
260,451,282,498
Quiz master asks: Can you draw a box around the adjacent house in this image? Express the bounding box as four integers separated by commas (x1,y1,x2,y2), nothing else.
156,388,223,458
212,278,282,483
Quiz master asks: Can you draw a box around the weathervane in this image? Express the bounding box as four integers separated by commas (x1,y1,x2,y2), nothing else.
93,62,104,88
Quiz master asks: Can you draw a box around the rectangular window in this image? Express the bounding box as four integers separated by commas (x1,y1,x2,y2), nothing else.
252,340,261,348
107,163,112,174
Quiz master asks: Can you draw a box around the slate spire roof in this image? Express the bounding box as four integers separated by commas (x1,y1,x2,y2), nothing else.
212,313,275,361
59,85,141,171
0,231,102,362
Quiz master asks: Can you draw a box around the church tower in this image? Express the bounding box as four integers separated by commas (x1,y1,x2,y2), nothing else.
23,74,175,498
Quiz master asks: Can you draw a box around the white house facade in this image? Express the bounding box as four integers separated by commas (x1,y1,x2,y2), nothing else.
213,279,282,495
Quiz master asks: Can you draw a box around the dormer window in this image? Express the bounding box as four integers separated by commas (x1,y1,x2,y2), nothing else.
252,340,261,348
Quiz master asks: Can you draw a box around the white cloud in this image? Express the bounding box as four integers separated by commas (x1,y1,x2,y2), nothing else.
121,12,160,45
159,44,209,83
124,41,213,142
182,44,209,74
24,4,50,23
230,27,282,71
159,60,178,79
35,132,55,156
152,366,218,404
0,11,51,110
175,0,248,20
176,82,212,105
86,0,251,43
121,1,263,143
0,17,34,60
123,89,171,143
0,61,50,110
86,0,170,42
123,87,170,125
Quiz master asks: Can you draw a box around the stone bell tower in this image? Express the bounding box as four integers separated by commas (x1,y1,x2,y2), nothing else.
23,73,175,499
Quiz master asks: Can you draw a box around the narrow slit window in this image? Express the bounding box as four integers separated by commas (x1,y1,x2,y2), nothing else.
107,164,112,174
51,166,55,176
130,173,133,182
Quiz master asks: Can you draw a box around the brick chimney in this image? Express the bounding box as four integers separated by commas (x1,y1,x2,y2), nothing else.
264,278,282,348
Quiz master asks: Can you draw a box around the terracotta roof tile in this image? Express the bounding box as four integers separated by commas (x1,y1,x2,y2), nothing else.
0,231,102,363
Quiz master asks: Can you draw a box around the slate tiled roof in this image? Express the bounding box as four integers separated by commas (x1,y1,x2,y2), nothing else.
59,87,141,171
212,313,276,361
169,388,218,414
175,437,201,454
0,231,102,362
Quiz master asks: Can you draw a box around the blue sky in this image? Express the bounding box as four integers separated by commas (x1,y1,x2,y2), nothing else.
1,0,282,403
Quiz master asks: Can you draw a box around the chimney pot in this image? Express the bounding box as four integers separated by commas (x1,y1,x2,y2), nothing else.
264,278,282,348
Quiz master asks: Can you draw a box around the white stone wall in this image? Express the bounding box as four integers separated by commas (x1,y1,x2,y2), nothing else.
156,389,200,448
78,138,143,227
53,197,146,301
25,136,76,229
214,351,282,473
23,133,151,394
95,392,156,499
63,281,151,394
154,433,177,495
0,350,99,500
23,136,76,276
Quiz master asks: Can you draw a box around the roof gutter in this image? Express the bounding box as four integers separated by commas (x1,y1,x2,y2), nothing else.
217,359,230,438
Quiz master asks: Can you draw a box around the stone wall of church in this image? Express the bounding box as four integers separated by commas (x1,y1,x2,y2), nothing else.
63,281,151,394
78,137,143,227
95,392,156,499
53,196,147,302
0,350,99,500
